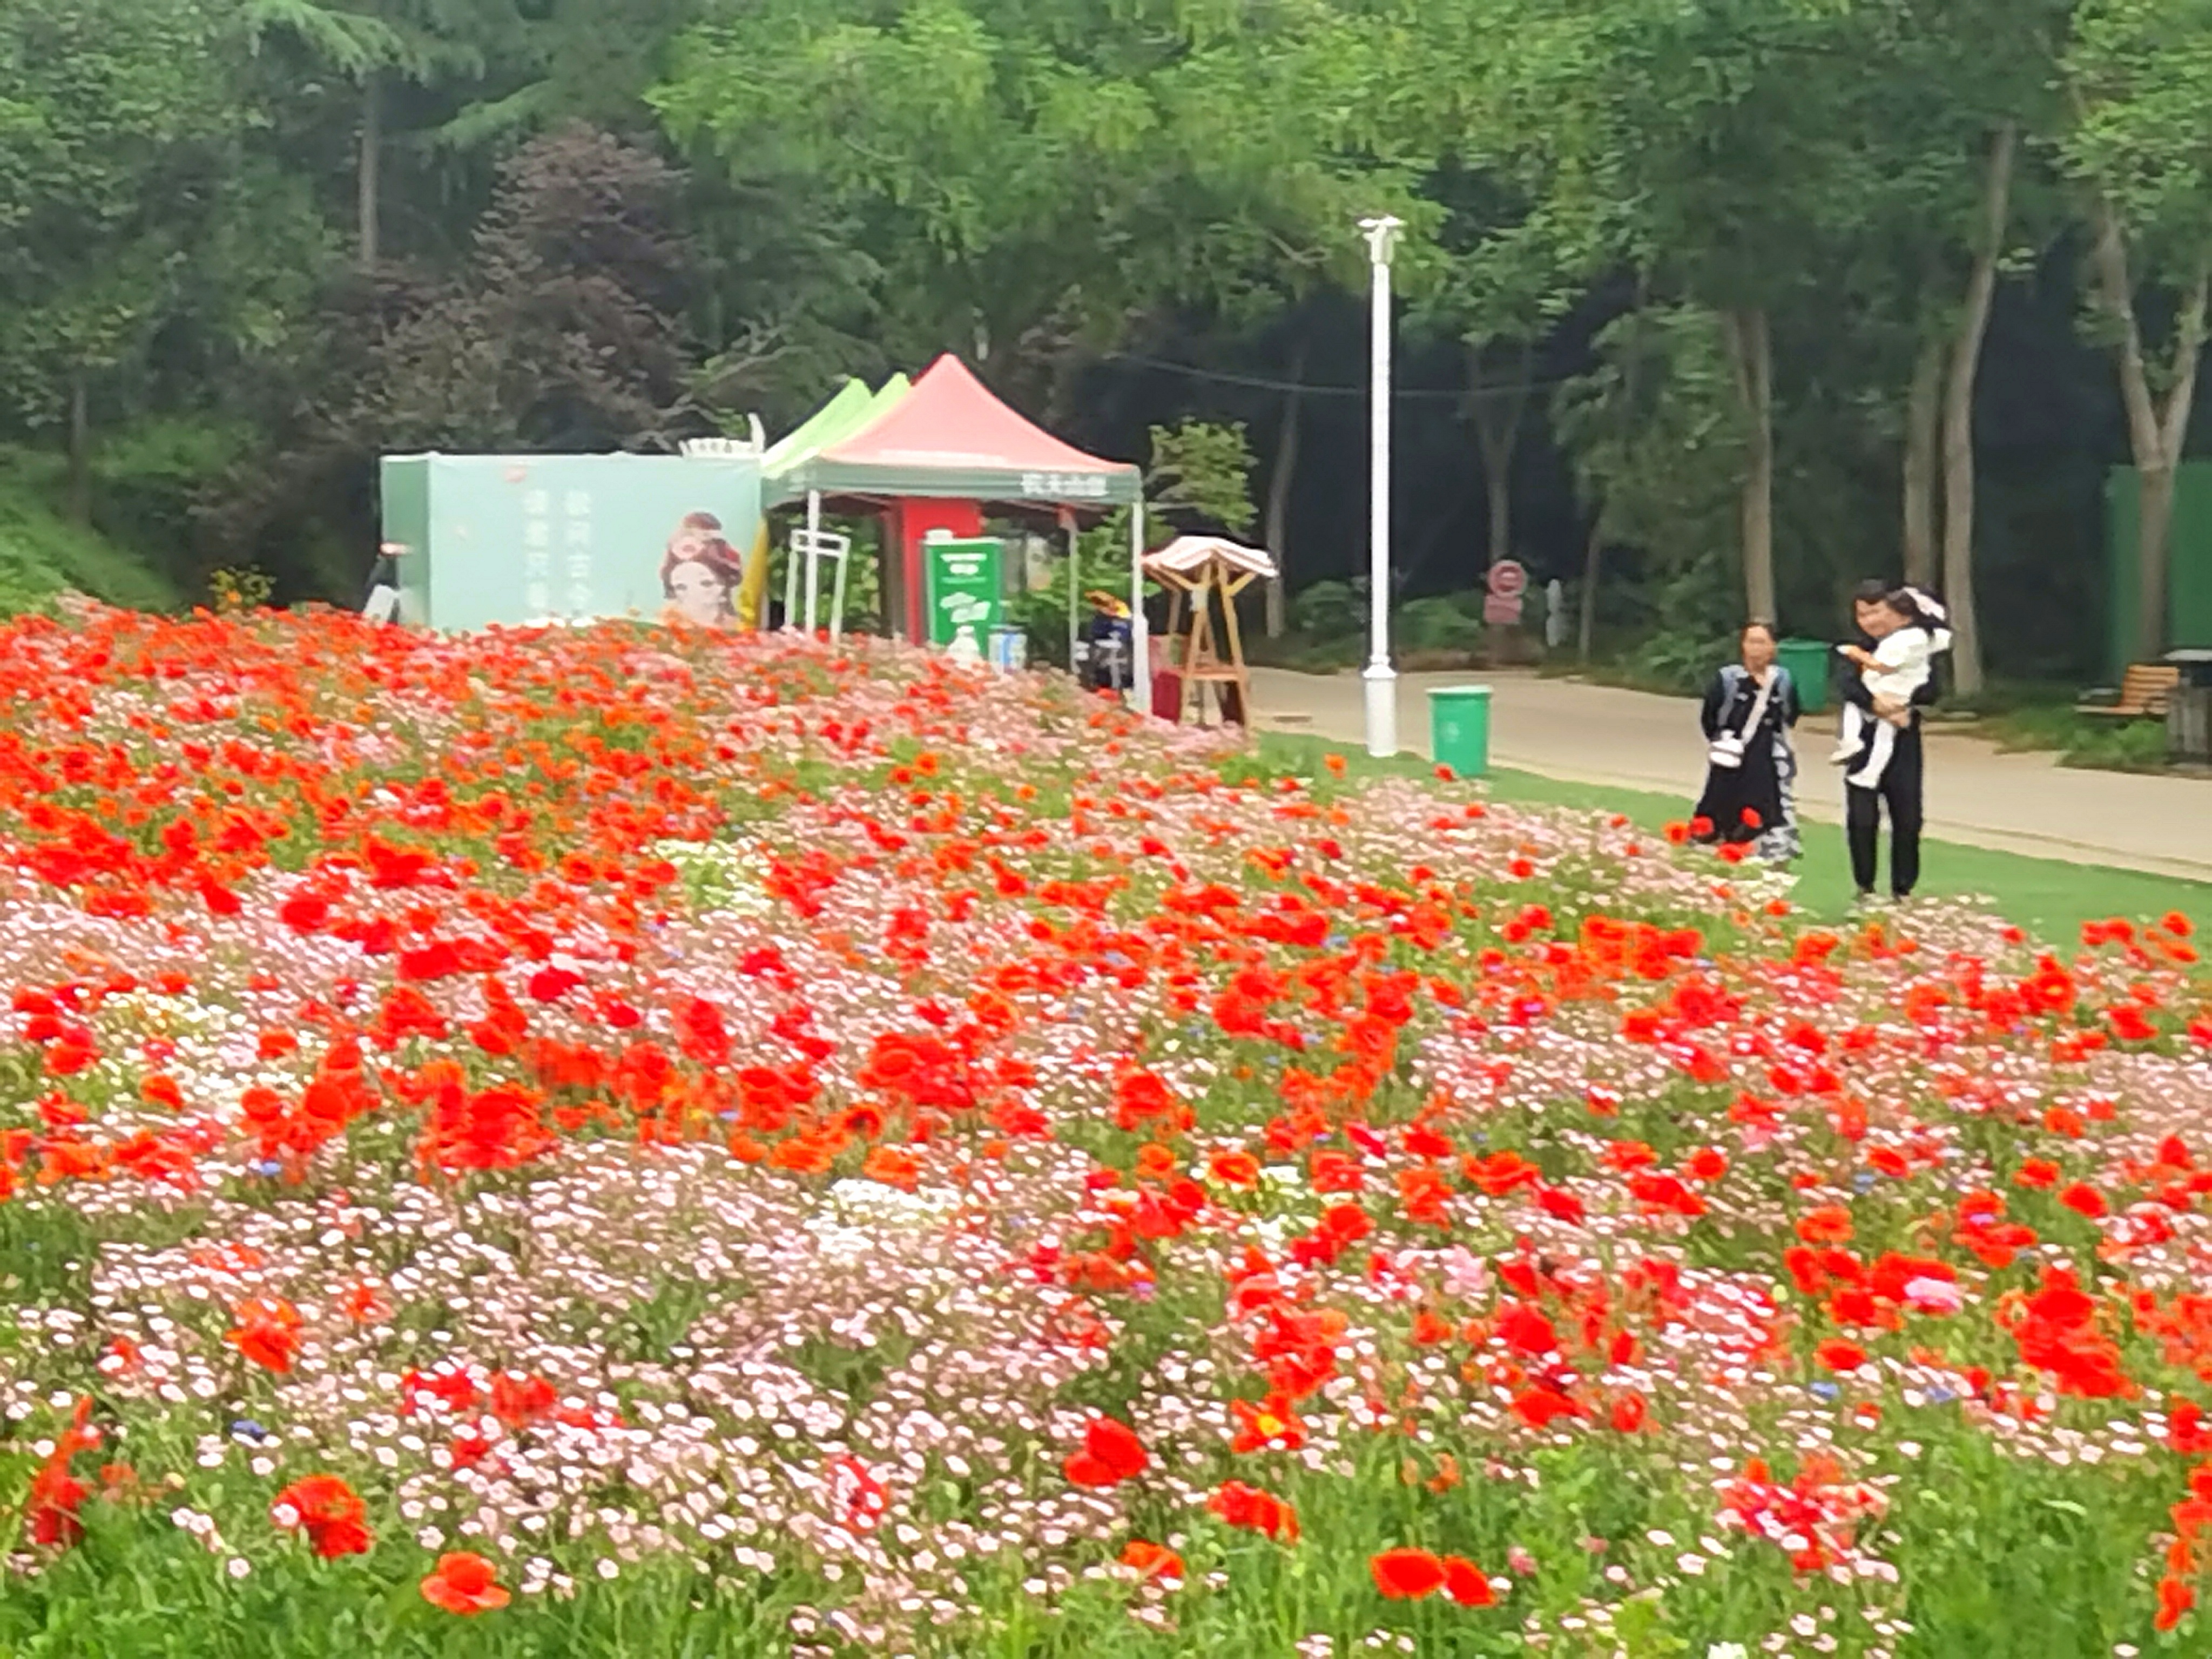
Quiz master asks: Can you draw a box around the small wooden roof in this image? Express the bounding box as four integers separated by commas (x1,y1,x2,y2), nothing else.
1142,535,1278,579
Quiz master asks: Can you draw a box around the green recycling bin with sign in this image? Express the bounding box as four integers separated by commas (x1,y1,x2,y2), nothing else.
923,536,1004,657
1428,685,1493,779
1777,638,1830,713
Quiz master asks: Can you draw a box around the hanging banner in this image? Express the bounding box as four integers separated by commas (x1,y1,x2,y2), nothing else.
923,537,1004,655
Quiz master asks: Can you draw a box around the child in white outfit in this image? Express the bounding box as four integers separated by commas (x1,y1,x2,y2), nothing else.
1831,588,1951,789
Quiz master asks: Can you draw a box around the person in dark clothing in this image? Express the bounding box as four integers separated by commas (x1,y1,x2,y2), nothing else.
363,544,403,622
1692,621,1803,862
1835,581,1939,903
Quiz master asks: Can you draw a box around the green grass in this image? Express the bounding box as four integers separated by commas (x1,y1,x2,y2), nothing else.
1246,732,2212,946
1980,702,2173,773
0,449,184,615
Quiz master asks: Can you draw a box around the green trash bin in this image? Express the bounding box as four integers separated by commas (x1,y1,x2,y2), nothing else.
1428,685,1493,778
1777,638,1830,713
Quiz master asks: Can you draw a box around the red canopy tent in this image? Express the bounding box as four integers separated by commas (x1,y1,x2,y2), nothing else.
785,354,1143,646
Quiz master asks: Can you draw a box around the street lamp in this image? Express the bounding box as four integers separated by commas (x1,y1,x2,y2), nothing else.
1359,214,1404,757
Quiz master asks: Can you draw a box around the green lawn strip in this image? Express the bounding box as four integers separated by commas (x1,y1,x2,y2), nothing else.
1247,731,2212,945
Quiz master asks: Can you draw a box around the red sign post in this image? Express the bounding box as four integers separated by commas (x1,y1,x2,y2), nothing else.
1484,559,1528,627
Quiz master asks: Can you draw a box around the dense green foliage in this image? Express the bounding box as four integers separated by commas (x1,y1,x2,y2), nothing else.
0,0,2205,678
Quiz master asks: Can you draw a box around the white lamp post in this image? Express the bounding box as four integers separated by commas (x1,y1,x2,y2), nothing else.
1359,214,1404,757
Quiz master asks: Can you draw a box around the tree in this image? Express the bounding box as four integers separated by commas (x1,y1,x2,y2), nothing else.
652,0,1419,383
1415,176,1579,577
1261,340,1305,638
1842,0,2065,696
2060,0,2212,663
1148,420,1256,537
210,125,703,581
241,0,529,266
0,0,273,523
1454,0,1878,630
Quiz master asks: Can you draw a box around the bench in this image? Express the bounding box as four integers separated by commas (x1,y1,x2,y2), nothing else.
2078,663,2181,719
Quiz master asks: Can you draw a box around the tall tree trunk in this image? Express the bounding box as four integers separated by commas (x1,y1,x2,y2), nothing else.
65,369,90,528
1939,122,2017,699
1470,339,1533,571
2091,198,2209,662
1263,341,1306,639
1901,335,1942,589
358,72,382,267
1723,308,1776,625
1578,281,1648,663
1576,517,1603,663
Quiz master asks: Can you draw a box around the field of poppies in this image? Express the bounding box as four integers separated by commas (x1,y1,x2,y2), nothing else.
0,603,2207,1657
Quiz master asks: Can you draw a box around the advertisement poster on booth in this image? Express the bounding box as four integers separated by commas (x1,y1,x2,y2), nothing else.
923,538,1004,656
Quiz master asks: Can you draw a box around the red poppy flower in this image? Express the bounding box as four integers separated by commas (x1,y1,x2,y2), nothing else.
1121,1539,1184,1582
225,1297,302,1373
1208,1150,1262,1188
421,1550,509,1615
1441,1555,1496,1606
1230,1393,1305,1454
1496,1302,1559,1358
1795,1206,1853,1245
1510,1385,1587,1429
1063,1415,1149,1487
2058,1182,2108,1220
2157,1573,2194,1631
1209,1480,1299,1541
272,1474,371,1559
1816,1339,1868,1373
1371,1547,1446,1600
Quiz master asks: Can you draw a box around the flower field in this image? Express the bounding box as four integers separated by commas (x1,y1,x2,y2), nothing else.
0,607,2209,1658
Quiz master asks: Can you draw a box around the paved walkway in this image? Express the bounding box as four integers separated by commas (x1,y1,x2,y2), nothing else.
1249,667,2212,884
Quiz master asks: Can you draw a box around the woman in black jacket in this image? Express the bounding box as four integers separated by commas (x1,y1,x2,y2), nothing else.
1834,581,1940,902
1692,621,1803,862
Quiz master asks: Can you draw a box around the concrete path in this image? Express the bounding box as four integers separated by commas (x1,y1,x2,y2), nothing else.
1248,667,2212,885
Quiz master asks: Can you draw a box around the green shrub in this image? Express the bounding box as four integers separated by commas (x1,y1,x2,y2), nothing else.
1290,581,1362,640
1397,592,1486,655
2060,716,2171,774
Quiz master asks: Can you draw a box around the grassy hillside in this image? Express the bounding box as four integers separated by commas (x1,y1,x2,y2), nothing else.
0,451,184,615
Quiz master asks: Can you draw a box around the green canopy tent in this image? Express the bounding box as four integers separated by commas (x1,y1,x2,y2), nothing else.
758,375,912,631
763,375,909,506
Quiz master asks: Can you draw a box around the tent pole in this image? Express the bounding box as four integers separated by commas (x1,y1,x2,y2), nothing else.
1130,501,1148,709
803,490,822,634
1065,516,1079,683
828,537,849,645
782,518,800,632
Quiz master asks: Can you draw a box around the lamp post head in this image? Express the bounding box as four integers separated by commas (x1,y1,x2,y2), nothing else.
1359,214,1404,268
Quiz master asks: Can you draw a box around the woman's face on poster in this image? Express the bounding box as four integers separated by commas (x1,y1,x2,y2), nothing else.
667,558,730,626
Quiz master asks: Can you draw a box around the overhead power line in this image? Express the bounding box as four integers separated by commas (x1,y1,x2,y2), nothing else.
1101,351,1577,402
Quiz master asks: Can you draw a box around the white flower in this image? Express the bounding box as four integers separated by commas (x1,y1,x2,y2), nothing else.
1707,1645,1749,1659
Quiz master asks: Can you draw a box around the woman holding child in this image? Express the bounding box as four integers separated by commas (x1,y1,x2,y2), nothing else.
1834,582,1948,906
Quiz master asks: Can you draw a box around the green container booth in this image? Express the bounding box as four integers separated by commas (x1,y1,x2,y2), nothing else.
379,451,763,632
2105,462,2212,673
1777,638,1830,713
1428,685,1494,778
